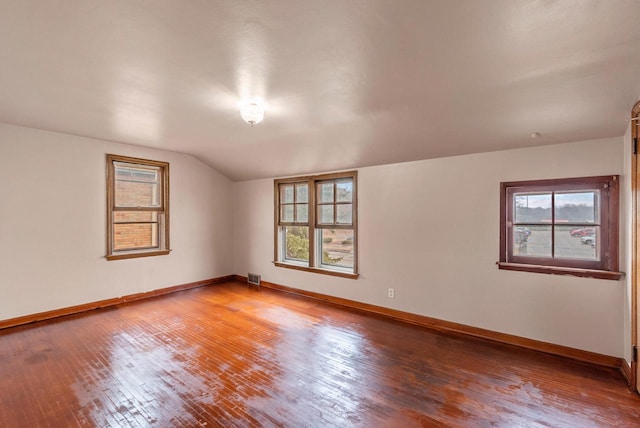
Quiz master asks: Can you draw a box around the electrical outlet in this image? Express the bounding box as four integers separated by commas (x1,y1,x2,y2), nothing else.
388,288,395,298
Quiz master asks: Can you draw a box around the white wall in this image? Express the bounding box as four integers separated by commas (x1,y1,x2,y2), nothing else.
233,137,627,357
0,123,233,320
0,122,628,359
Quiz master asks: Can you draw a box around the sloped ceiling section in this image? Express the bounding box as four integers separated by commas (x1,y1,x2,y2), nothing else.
0,1,639,181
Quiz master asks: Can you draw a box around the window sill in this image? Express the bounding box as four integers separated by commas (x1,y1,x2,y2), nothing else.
497,262,624,280
274,262,359,279
106,249,170,261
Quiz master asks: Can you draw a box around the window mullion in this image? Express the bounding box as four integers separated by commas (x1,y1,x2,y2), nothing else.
293,185,297,223
114,221,160,225
507,188,514,261
113,207,163,212
333,182,337,227
551,191,555,259
309,179,316,268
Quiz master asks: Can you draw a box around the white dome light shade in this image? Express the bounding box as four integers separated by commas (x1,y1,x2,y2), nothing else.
240,99,266,126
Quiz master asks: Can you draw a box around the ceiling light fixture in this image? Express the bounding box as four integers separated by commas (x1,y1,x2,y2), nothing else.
240,98,266,126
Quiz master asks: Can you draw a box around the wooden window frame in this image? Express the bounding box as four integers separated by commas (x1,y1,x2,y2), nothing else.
274,171,358,279
498,175,623,280
106,154,170,261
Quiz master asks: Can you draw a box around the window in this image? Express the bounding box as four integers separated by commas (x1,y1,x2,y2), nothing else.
106,154,170,260
275,171,357,278
498,175,622,280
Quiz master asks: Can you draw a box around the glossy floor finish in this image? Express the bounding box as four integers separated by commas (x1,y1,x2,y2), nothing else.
0,282,638,427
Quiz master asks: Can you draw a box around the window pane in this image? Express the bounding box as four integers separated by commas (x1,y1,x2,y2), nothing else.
320,229,354,269
556,225,598,260
336,204,352,224
297,204,308,222
115,179,160,208
336,179,353,202
281,205,294,222
114,164,159,183
114,223,158,251
513,225,551,257
281,185,294,204
285,226,309,262
296,184,308,203
114,164,161,208
514,193,551,224
318,182,334,203
318,205,334,224
555,191,598,223
114,211,158,222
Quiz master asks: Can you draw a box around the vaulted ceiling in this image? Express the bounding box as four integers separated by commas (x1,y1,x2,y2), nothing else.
1,1,639,181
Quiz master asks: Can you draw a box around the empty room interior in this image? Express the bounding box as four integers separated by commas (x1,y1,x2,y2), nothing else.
2,1,640,426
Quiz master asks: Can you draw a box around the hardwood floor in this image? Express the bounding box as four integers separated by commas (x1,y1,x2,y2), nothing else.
0,281,638,427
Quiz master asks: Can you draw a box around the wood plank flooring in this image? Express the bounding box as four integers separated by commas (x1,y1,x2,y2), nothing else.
0,281,638,427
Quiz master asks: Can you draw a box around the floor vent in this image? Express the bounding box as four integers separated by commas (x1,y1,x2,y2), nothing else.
247,273,261,287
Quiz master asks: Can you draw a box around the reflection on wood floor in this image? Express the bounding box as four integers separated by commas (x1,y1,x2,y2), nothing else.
0,281,638,427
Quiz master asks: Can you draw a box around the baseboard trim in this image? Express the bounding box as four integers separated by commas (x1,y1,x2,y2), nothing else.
234,275,622,370
620,359,632,387
0,275,234,330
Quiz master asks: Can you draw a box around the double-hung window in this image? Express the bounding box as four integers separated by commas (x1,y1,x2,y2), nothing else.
275,171,358,278
498,175,622,279
106,154,170,260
